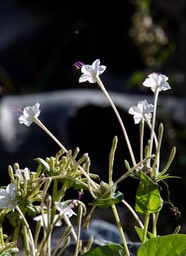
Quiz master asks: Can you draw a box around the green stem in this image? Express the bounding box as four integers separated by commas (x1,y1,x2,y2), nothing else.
46,197,52,256
111,204,130,256
74,205,83,256
63,214,77,242
22,224,31,256
16,206,35,256
142,210,150,244
152,212,159,237
0,225,4,246
12,221,21,244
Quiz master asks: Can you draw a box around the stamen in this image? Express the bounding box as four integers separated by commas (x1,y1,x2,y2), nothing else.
11,106,23,116
73,61,85,69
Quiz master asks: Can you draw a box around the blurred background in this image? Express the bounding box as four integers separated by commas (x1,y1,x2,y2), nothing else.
0,0,186,241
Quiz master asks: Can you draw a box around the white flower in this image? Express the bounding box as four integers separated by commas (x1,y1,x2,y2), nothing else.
15,168,31,181
128,100,154,124
0,183,18,209
18,102,41,127
33,214,62,227
55,202,77,218
79,59,106,83
143,73,171,92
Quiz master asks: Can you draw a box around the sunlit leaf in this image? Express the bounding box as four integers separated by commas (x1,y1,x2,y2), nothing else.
135,172,162,214
137,234,186,256
135,226,154,242
82,244,126,256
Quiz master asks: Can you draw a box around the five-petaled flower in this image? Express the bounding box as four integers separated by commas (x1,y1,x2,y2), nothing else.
128,100,154,124
78,59,106,84
0,183,18,210
18,102,41,127
55,202,77,218
143,73,171,92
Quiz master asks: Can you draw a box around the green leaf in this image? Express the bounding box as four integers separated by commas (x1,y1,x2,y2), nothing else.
135,172,162,214
135,226,155,242
89,191,124,209
81,244,126,256
137,234,186,256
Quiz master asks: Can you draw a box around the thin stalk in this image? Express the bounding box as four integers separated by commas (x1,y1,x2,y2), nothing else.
22,224,31,256
122,199,144,229
46,197,52,256
16,205,35,256
145,117,158,148
12,222,21,244
142,210,150,244
152,212,159,237
145,119,164,178
34,221,42,249
111,204,130,256
140,119,145,162
74,205,83,256
148,90,159,159
52,227,71,256
96,75,136,166
104,155,155,198
0,225,4,246
63,214,77,242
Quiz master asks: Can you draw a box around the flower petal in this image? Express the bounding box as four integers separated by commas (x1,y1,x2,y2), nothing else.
0,183,18,210
18,102,41,127
55,202,76,218
128,100,154,124
143,73,171,92
78,59,106,84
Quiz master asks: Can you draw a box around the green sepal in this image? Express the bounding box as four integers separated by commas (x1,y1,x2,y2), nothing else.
89,191,124,209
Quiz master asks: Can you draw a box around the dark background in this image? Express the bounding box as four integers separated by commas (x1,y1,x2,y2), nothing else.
0,0,186,241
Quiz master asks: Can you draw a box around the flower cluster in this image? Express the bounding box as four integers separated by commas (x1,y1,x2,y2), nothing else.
0,59,184,256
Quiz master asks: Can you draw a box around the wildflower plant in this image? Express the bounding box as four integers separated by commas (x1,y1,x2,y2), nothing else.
0,59,185,256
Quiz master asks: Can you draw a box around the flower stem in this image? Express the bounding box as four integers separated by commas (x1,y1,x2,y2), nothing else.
16,205,35,256
122,199,144,229
22,224,31,256
96,75,136,167
148,90,159,160
111,204,130,256
63,214,78,242
140,119,145,162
